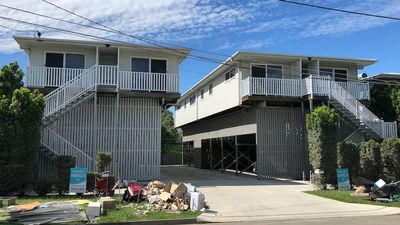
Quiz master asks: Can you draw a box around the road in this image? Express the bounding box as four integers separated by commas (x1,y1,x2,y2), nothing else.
187,215,400,225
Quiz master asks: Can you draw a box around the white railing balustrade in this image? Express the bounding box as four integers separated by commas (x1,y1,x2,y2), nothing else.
97,65,118,86
27,66,85,87
248,77,304,97
119,71,179,92
41,127,93,166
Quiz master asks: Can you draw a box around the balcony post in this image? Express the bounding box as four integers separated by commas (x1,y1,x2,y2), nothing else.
117,47,120,89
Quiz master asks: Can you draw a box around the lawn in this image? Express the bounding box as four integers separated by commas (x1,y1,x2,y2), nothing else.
305,190,400,208
0,195,201,224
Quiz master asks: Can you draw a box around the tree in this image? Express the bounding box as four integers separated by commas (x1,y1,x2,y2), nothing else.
96,152,112,173
0,62,44,195
369,84,396,121
391,87,400,122
161,110,181,153
306,105,338,184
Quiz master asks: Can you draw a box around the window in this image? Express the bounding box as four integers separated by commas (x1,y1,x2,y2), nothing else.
225,68,236,80
208,83,213,95
184,100,187,109
131,58,149,72
200,89,204,99
45,53,64,68
151,59,167,73
334,69,347,82
320,68,333,78
267,65,283,78
131,58,167,73
65,54,84,69
251,65,266,78
189,95,196,105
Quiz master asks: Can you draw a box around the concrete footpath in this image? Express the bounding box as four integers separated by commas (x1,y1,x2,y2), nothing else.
161,166,400,223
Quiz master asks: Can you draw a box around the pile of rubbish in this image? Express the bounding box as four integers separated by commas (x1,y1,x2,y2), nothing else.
141,180,205,212
352,179,400,203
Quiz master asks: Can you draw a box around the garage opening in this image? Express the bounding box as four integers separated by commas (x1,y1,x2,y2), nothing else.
195,134,256,175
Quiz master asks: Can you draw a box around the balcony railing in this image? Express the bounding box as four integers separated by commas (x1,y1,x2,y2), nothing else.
26,66,179,93
242,75,370,100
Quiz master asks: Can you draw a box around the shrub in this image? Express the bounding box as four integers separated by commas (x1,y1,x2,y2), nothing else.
96,152,112,173
34,177,54,196
306,106,338,184
54,155,76,194
381,138,400,182
337,141,360,180
359,140,382,180
87,172,116,193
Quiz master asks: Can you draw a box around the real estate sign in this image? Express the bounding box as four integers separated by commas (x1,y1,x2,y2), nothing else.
336,168,351,190
69,167,88,193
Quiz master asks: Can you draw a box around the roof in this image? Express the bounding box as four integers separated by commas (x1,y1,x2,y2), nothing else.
13,36,191,60
179,51,377,101
362,73,400,81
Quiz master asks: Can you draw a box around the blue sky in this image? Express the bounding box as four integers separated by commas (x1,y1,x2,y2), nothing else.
1,0,400,93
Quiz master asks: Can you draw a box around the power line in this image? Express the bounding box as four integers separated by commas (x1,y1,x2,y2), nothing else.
0,13,397,87
277,0,400,21
0,2,390,86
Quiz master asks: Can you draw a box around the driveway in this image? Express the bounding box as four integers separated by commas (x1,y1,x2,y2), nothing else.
160,166,400,223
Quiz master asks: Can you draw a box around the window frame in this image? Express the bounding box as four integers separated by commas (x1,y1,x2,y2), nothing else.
319,67,349,82
44,51,86,69
250,63,284,79
208,83,213,95
130,56,168,73
224,67,236,81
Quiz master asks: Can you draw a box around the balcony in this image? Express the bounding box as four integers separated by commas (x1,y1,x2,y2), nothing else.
242,75,370,100
26,65,179,93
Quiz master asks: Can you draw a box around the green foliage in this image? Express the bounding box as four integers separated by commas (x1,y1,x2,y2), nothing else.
54,155,76,194
369,84,396,122
337,141,360,179
96,152,112,173
161,110,181,153
380,138,400,182
391,87,400,122
359,140,382,180
34,177,54,196
0,61,23,98
0,62,44,195
86,172,116,193
306,105,338,184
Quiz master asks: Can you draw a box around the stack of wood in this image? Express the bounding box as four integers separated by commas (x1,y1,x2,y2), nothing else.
143,180,190,212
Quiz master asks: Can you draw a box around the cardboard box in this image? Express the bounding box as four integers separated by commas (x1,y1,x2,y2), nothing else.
88,202,101,217
190,192,204,211
99,197,116,210
172,183,188,198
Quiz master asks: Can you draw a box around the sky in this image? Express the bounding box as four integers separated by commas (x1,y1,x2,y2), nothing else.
0,0,400,94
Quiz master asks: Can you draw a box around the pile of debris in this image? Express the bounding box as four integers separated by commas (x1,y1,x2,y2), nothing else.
142,180,204,212
352,179,400,203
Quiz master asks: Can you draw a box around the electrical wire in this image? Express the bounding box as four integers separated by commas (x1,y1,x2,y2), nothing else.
277,0,400,21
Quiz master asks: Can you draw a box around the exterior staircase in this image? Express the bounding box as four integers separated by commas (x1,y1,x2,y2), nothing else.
329,80,397,141
39,65,99,165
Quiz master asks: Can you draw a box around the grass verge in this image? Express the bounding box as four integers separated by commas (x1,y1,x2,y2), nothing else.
305,190,400,208
0,196,201,223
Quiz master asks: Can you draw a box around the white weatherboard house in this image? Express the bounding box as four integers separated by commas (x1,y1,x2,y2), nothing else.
15,36,190,180
176,51,398,179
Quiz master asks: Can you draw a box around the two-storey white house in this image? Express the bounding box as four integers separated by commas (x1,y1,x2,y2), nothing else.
14,36,190,180
176,51,397,179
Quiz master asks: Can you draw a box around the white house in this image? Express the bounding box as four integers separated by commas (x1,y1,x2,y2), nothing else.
14,36,190,180
175,51,397,179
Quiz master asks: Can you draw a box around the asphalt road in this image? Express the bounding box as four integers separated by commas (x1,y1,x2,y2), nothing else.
188,215,400,225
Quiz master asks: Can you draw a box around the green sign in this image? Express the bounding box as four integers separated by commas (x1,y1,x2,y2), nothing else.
336,168,351,190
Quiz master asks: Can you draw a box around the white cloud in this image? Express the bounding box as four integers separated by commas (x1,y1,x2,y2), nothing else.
0,0,270,53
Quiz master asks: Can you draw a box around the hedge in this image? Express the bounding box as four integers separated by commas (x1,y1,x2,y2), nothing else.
96,152,112,173
381,138,400,182
359,140,382,180
306,105,338,184
54,155,76,194
337,141,360,179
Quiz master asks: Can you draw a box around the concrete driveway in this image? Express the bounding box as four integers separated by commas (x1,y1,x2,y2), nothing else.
160,166,400,223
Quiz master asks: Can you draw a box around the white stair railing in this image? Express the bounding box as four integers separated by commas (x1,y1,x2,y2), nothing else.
330,80,396,138
44,66,97,117
41,127,93,166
